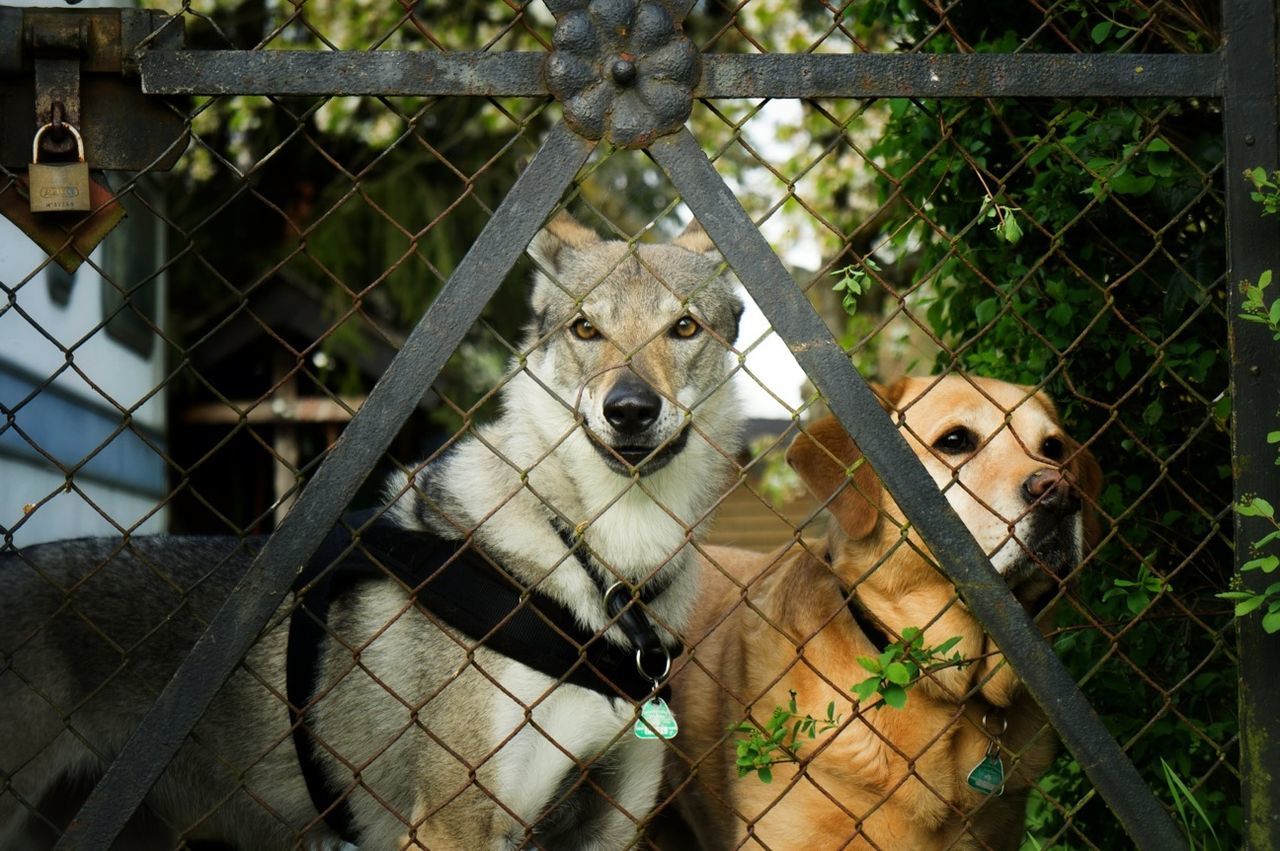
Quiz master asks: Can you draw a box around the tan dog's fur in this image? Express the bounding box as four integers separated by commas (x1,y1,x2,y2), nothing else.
666,375,1102,850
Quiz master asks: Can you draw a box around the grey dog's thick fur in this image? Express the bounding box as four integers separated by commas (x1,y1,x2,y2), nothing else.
0,213,744,850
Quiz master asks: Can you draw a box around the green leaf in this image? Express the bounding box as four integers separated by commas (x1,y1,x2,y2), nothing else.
855,655,880,674
1090,21,1112,43
933,636,962,655
1110,173,1156,196
1264,610,1280,634
995,213,1023,245
885,662,912,685
882,684,908,709
1239,498,1275,518
1259,269,1273,289
852,677,879,702
975,297,999,325
1235,595,1266,616
758,766,773,784
1242,555,1280,573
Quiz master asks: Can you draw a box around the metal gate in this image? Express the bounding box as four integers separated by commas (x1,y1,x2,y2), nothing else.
0,0,1275,848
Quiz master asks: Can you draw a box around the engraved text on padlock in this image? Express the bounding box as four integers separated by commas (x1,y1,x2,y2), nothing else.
29,123,91,214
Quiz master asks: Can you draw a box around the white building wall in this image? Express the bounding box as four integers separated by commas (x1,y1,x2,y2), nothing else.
1,207,169,546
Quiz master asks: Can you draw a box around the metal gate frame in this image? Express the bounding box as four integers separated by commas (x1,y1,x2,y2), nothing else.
12,0,1269,848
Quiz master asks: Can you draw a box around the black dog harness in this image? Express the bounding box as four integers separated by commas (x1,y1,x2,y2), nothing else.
286,511,680,843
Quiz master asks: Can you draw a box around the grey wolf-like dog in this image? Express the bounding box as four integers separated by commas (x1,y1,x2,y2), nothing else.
0,212,744,849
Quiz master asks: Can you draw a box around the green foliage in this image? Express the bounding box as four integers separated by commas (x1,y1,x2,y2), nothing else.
831,261,877,315
850,627,965,709
748,434,805,509
736,629,965,783
1219,497,1280,634
1244,167,1280,217
733,691,840,783
1161,758,1225,851
1219,170,1280,632
1101,557,1171,616
826,3,1234,847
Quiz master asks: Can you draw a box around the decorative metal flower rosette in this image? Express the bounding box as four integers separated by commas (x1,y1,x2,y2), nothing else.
545,0,701,149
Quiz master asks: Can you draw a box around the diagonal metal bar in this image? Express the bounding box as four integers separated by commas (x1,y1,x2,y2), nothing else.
53,120,595,851
1221,0,1280,845
139,50,1222,99
649,127,1186,851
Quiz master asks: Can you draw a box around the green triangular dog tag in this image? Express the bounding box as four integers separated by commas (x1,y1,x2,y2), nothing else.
966,753,1005,795
634,698,679,740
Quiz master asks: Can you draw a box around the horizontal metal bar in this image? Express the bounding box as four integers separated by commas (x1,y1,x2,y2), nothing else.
699,52,1224,99
140,50,548,96
54,121,595,851
650,126,1187,851
140,49,1223,99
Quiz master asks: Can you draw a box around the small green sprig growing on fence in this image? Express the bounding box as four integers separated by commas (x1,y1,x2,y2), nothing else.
1244,167,1280,217
1102,557,1171,616
1239,269,1280,344
733,691,841,784
850,627,966,709
980,195,1024,245
733,629,967,784
831,260,878,315
1218,498,1280,634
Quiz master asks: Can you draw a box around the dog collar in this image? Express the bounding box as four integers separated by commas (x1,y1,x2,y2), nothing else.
549,517,681,690
286,510,674,844
821,545,893,652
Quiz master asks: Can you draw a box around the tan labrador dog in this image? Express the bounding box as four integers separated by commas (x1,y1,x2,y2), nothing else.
665,375,1101,850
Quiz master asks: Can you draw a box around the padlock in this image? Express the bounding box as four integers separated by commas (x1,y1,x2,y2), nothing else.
29,123,91,214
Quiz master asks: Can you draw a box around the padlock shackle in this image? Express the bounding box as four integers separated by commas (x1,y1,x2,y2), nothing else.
32,123,86,164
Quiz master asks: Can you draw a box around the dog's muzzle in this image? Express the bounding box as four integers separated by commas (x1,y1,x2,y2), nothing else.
1006,468,1085,596
589,425,690,475
588,375,688,475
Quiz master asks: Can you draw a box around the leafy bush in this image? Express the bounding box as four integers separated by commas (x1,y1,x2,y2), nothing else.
829,3,1237,847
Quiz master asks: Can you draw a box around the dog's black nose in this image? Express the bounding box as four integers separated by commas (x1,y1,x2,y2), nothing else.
604,376,661,435
1022,468,1081,515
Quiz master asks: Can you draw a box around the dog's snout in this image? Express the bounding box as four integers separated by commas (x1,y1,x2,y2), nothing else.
1021,468,1081,515
604,376,662,435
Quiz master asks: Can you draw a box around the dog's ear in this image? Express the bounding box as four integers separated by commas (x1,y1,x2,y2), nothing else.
673,218,716,254
528,211,600,276
1067,439,1105,546
786,416,882,540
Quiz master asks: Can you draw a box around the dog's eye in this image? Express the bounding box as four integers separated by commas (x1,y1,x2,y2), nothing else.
671,316,701,339
1041,436,1065,461
570,317,600,340
932,427,976,455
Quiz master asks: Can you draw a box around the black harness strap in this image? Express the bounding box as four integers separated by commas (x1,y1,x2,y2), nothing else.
287,511,676,844
548,518,681,681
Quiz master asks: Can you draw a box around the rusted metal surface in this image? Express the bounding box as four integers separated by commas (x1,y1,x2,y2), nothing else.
546,0,699,148
697,52,1224,99
138,49,1224,100
1222,0,1280,846
0,8,186,170
139,49,547,97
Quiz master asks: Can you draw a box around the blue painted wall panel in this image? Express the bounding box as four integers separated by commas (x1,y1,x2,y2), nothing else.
0,362,167,498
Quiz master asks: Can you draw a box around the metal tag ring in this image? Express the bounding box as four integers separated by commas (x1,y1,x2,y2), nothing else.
635,646,671,683
33,123,86,164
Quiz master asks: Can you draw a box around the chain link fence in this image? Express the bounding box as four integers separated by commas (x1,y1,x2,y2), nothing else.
0,1,1269,849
